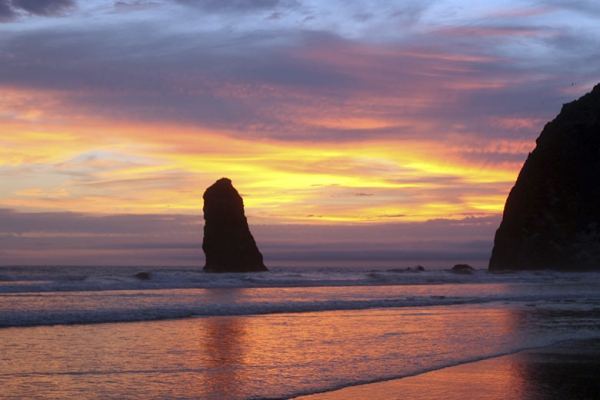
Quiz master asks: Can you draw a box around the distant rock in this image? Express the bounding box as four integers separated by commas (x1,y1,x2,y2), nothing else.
202,178,268,273
388,266,425,273
450,264,475,274
489,84,600,271
134,272,151,280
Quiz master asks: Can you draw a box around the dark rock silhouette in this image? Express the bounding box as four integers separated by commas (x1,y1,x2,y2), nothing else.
202,178,268,273
388,266,425,273
134,272,151,280
450,264,475,274
489,83,600,271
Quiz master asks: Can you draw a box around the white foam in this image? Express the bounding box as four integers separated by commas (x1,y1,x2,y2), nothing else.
1,266,600,328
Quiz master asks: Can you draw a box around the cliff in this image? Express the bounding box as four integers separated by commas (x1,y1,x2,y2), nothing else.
489,83,600,271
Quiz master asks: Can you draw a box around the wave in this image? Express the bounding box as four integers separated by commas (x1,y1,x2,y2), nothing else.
3,290,600,328
1,265,598,293
2,266,600,328
0,296,466,327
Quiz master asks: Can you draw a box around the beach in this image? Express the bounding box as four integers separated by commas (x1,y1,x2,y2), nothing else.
3,1,600,399
296,338,600,400
1,266,600,399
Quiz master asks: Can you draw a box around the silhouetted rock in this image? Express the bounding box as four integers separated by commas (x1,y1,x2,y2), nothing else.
134,272,151,280
202,178,268,273
388,266,425,273
489,84,600,271
450,264,475,274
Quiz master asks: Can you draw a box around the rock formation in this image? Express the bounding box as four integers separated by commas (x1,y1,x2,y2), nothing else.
489,83,600,271
202,178,267,272
388,266,425,273
450,264,475,274
134,272,151,280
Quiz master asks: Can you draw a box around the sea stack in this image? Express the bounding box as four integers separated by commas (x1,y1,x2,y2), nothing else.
202,178,268,273
489,83,600,271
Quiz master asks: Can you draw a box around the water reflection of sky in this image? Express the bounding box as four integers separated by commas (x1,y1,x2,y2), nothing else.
1,300,599,398
300,338,600,399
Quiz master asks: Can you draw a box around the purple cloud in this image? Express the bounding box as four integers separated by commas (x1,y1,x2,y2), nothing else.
0,208,498,267
175,0,297,13
14,0,75,15
1,0,598,148
0,0,75,20
0,0,16,21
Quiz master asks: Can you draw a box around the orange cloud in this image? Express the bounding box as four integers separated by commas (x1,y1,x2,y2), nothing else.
1,118,520,221
0,44,534,225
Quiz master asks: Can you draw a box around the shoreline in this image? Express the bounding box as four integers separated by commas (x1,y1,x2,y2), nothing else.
294,338,600,399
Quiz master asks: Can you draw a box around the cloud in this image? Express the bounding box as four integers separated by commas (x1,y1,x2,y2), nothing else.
1,0,599,231
0,208,201,235
0,208,499,267
255,216,500,266
0,0,76,20
175,0,297,13
438,25,553,38
13,0,75,16
540,0,600,15
113,1,161,12
0,1,16,21
0,2,597,147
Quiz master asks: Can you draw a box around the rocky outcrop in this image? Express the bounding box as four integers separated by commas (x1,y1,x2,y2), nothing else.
202,178,268,273
134,272,151,280
450,264,475,274
388,266,425,273
489,84,600,271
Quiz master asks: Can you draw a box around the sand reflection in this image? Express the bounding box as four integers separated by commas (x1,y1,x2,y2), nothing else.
2,295,599,399
200,315,248,398
297,305,600,400
297,340,600,400
296,354,530,399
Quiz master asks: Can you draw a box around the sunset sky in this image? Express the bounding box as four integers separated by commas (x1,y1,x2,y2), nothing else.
1,0,599,267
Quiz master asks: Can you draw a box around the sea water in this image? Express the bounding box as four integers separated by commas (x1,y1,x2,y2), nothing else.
1,265,600,399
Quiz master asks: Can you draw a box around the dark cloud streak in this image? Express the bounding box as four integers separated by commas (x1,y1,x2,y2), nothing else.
541,0,600,15
0,1,16,21
175,0,297,13
12,0,75,16
0,0,75,21
0,208,499,266
0,208,201,235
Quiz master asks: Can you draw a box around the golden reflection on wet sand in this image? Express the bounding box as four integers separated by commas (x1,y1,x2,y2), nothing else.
201,316,247,399
296,352,532,400
297,335,600,400
2,301,597,399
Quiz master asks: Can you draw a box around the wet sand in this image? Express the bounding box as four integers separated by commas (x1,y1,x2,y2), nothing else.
295,338,600,400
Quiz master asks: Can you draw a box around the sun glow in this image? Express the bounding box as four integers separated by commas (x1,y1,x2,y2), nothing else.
0,111,520,222
0,54,538,226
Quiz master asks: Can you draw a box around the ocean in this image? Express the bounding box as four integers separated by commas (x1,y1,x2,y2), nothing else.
1,265,600,399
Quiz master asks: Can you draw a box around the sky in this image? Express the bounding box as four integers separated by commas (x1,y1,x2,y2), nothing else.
1,0,599,267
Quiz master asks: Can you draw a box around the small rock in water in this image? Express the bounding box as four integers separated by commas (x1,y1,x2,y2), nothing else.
387,266,425,273
450,264,475,274
134,272,151,280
